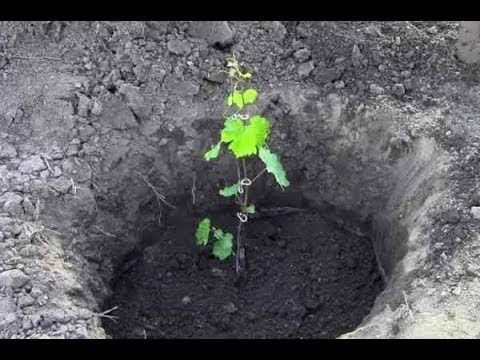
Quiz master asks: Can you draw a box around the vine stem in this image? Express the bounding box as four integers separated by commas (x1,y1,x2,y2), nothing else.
251,168,267,184
236,159,242,184
229,67,250,277
234,158,245,275
235,219,245,275
235,158,250,276
242,159,249,206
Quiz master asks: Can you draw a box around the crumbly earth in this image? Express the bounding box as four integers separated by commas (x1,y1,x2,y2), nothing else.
103,197,383,339
1,21,480,339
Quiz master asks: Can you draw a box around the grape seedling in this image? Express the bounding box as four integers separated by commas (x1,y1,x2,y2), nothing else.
195,53,290,275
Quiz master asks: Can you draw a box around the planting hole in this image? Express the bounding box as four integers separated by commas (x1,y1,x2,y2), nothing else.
101,191,384,339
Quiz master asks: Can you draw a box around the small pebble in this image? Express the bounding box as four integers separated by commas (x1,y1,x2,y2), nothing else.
224,302,238,314
293,48,311,63
370,83,384,95
211,268,225,277
298,61,315,78
470,206,480,219
393,83,406,96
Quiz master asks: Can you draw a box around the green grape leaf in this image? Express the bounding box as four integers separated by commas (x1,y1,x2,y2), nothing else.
243,88,258,105
242,72,252,79
227,91,245,109
245,204,255,214
204,142,221,161
228,89,257,108
221,117,244,143
195,218,211,246
248,116,269,146
219,183,239,197
213,228,224,239
212,231,234,260
228,128,257,158
220,116,270,158
258,147,290,188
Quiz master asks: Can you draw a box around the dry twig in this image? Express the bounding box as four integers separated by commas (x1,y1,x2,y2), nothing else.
40,155,55,176
93,306,119,323
135,172,176,209
92,225,117,238
402,291,415,320
41,226,62,236
70,178,78,198
34,199,41,221
191,172,197,205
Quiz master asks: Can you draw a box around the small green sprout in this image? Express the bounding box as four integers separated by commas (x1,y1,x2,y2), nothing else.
212,228,234,260
195,218,234,260
219,183,240,197
195,218,211,246
245,204,255,214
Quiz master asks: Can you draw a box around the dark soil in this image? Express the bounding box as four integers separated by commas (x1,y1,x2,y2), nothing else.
1,21,480,339
103,195,383,339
